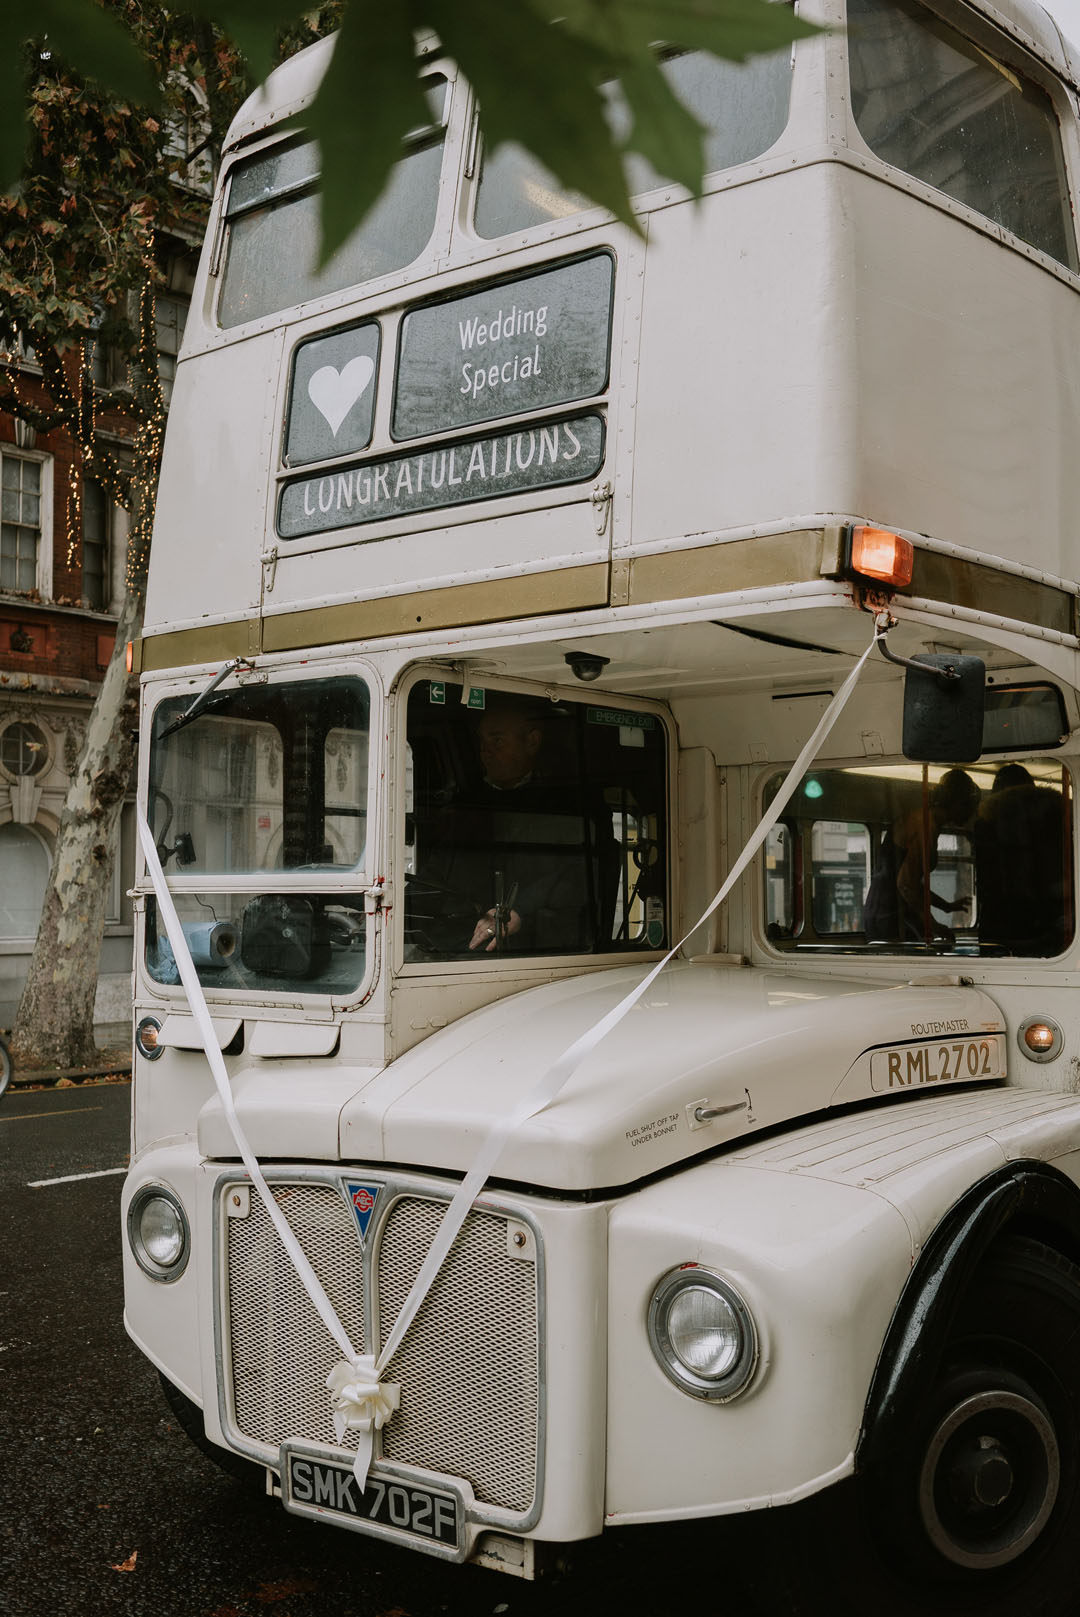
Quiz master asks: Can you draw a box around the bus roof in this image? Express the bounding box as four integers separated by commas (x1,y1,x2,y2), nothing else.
222,0,1080,157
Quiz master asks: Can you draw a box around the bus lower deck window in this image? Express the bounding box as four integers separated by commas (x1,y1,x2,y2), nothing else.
764,759,1074,959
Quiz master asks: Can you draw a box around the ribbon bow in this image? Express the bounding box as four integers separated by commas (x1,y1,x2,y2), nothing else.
326,1356,401,1488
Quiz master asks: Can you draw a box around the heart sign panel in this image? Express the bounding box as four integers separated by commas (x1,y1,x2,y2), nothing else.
286,321,380,467
309,355,375,436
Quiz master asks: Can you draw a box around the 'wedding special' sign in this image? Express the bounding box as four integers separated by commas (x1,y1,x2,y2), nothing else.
392,252,613,438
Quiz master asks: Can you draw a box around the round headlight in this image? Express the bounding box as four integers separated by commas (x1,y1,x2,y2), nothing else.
648,1267,757,1401
128,1184,189,1282
135,1015,164,1060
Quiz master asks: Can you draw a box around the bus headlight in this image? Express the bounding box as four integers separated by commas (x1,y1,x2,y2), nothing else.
647,1267,757,1400
128,1184,190,1281
135,1016,164,1060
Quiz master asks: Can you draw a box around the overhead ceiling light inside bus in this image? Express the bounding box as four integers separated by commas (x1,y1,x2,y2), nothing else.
845,525,915,588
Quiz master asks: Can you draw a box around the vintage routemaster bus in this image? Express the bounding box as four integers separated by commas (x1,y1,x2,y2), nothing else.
123,0,1080,1608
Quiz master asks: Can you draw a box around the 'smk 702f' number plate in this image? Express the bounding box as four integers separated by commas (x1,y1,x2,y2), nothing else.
283,1447,461,1555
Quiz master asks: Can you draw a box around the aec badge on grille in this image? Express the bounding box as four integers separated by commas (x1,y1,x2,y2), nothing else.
344,1180,380,1242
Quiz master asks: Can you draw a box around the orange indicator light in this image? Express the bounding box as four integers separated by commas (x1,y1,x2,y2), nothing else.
1024,1023,1056,1054
849,526,914,587
125,640,134,673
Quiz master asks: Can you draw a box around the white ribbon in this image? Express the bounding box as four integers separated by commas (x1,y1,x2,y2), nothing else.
137,620,879,1488
372,623,881,1375
326,1354,401,1484
136,809,398,1488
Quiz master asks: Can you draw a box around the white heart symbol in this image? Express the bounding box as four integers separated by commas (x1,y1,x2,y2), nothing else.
307,354,375,437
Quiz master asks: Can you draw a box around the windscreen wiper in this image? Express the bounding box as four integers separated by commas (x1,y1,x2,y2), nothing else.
157,657,255,740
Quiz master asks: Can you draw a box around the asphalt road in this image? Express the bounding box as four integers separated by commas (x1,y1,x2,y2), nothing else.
0,1082,772,1617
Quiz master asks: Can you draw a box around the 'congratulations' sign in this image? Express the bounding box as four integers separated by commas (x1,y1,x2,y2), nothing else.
278,413,604,538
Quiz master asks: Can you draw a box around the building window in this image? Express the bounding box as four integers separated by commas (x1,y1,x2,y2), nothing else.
156,292,189,406
1,454,43,593
82,478,109,610
0,822,51,939
0,329,38,369
0,721,49,778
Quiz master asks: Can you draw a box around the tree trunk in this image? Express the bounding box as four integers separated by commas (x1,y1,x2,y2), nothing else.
11,581,145,1072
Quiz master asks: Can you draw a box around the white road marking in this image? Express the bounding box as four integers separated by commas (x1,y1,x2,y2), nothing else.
28,1166,127,1188
2,1105,104,1124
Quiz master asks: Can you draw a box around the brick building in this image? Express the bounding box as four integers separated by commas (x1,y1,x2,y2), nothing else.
0,272,192,1036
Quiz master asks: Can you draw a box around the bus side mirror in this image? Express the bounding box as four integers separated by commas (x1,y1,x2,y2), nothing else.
902,654,986,762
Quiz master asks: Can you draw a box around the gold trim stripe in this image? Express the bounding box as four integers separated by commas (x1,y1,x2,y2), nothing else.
138,563,609,671
628,531,825,603
262,562,609,652
902,550,1074,635
134,531,1076,672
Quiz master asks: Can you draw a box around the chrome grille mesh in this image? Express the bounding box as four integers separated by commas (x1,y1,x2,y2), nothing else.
222,1180,540,1513
226,1183,365,1453
377,1196,539,1511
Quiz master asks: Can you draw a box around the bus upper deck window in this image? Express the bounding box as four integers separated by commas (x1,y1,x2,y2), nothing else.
473,48,792,240
847,0,1077,271
218,77,449,328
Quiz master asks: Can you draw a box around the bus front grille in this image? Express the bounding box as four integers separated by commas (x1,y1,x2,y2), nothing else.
222,1179,540,1514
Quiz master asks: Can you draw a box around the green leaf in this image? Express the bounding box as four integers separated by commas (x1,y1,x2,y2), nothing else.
429,0,639,232
36,0,160,102
0,24,30,190
302,0,431,267
547,0,822,61
617,53,707,196
176,0,312,86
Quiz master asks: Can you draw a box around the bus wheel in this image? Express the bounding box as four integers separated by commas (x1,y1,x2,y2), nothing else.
158,1372,262,1486
744,1236,1080,1616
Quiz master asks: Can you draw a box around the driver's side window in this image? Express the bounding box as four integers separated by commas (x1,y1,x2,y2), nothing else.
402,678,668,961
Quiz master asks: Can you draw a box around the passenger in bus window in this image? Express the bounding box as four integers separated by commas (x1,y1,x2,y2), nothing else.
974,764,1067,956
863,768,980,943
467,706,544,950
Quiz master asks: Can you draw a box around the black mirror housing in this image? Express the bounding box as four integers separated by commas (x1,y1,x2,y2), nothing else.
902,654,986,762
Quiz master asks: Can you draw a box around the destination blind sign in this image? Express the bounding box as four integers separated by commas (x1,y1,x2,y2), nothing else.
278,412,605,538
276,253,613,540
393,253,614,437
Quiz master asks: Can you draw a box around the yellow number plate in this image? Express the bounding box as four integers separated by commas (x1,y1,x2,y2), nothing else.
871,1033,1007,1093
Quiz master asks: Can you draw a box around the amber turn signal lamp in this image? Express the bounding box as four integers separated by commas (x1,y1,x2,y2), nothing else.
125,640,134,673
1017,1016,1062,1063
848,526,914,587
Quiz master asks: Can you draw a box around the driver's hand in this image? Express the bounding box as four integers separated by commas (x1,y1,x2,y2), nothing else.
469,908,522,951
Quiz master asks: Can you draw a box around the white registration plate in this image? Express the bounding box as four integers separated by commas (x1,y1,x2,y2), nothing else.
283,1449,460,1553
870,1033,1006,1093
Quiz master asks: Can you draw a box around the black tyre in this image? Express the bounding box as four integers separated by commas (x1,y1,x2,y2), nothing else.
0,1035,11,1101
742,1236,1080,1616
159,1371,262,1485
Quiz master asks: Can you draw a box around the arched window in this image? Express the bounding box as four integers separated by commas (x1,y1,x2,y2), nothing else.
0,822,51,939
0,721,49,778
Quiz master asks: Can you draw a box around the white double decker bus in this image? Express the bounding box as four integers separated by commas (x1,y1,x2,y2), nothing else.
123,0,1080,1607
